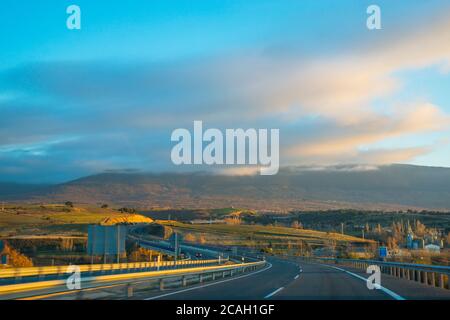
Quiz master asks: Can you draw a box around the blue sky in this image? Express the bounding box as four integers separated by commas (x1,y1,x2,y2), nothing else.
1,0,450,183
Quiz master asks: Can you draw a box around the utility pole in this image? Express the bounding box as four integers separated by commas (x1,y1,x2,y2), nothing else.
174,232,178,262
341,223,344,235
1,202,4,212
103,227,107,264
117,226,120,264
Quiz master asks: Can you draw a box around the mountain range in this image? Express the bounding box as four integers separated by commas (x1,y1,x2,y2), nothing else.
1,164,450,211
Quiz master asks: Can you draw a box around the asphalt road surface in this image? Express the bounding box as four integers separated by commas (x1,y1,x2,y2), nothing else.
142,257,450,300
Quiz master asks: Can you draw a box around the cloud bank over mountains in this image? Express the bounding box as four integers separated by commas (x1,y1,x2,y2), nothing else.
0,3,449,182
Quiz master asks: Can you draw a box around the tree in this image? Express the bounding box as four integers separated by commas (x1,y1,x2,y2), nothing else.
184,233,196,242
2,243,33,267
198,234,207,244
101,204,108,209
376,224,382,234
387,236,398,249
415,220,427,237
291,221,303,229
224,216,241,225
65,201,74,207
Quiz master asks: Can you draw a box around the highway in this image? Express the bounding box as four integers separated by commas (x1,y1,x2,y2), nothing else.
2,231,449,300
140,257,450,300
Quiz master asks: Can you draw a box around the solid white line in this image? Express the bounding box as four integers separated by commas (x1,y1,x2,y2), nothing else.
145,262,273,300
320,264,405,301
264,287,284,299
294,275,299,280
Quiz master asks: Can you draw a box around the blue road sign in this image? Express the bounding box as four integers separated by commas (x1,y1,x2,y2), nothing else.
379,246,388,258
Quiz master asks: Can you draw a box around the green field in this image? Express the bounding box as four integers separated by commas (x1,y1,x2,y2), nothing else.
159,220,373,251
0,204,151,237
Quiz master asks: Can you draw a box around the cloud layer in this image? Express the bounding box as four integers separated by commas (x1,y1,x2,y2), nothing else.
0,10,449,182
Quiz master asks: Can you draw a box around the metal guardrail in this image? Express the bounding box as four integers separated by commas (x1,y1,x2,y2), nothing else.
303,257,450,290
180,244,221,257
0,258,223,279
0,259,266,299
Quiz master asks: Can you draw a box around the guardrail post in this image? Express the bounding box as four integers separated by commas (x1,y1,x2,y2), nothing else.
212,273,216,281
126,283,133,298
159,278,164,291
182,275,187,287
430,272,436,287
417,270,421,283
199,274,203,283
222,271,226,278
423,272,428,285
438,273,444,289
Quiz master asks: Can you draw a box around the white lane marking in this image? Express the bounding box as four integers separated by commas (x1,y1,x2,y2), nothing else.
264,287,284,299
294,274,299,280
145,262,273,300
320,264,405,301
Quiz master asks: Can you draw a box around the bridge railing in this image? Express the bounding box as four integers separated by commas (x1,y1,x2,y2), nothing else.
303,256,450,290
0,259,266,299
0,258,225,280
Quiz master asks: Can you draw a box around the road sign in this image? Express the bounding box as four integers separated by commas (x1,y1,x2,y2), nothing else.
87,225,127,256
379,246,388,258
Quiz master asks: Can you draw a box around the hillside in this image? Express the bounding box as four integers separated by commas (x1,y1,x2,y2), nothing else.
2,164,450,211
0,204,153,237
159,220,374,249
